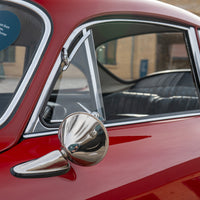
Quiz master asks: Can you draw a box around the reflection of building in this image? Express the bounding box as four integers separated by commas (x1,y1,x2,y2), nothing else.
0,46,25,77
97,32,189,80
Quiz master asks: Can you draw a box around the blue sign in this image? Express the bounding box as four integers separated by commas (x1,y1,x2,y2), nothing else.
140,59,148,78
0,11,20,51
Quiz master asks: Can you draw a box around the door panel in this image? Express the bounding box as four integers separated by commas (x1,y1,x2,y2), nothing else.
2,116,200,199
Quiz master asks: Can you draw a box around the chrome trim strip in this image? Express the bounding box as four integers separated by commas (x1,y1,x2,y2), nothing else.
188,28,200,84
0,0,52,126
25,56,61,133
62,19,188,51
25,18,200,137
24,111,200,139
105,112,200,127
23,130,58,139
68,30,90,63
83,29,104,117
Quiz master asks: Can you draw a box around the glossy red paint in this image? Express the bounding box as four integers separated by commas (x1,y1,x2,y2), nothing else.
1,0,200,152
1,116,200,199
1,0,200,199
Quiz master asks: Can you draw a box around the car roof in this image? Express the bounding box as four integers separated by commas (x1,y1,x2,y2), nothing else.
31,0,200,58
34,0,200,28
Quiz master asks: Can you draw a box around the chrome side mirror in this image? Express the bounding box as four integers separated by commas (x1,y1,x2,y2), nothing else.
11,112,109,178
59,112,108,166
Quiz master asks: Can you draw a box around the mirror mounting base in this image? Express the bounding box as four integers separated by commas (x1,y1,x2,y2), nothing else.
11,150,70,178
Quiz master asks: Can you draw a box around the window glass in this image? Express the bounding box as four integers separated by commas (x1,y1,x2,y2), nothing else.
93,22,200,121
42,32,104,124
0,2,44,117
1,46,15,62
97,40,117,65
0,46,25,92
97,32,190,81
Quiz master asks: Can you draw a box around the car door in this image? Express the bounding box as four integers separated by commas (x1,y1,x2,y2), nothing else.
90,20,200,199
17,18,200,200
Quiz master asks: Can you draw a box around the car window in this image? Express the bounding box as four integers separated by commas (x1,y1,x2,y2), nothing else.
93,22,200,122
36,20,200,132
0,2,45,118
42,30,104,125
97,33,190,81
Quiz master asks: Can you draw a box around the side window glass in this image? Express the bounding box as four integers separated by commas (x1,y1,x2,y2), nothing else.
0,2,45,118
94,22,200,121
42,30,104,124
97,33,190,80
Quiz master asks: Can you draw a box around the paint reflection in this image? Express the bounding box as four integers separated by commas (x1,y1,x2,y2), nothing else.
109,136,151,145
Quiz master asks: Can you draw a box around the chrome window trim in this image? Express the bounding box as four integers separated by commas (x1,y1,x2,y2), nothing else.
25,56,61,133
24,130,58,139
68,30,91,63
105,112,200,128
83,28,105,118
0,0,52,126
23,112,200,139
189,28,200,84
24,18,200,137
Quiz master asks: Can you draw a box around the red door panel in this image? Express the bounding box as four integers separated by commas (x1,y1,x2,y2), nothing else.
1,116,200,199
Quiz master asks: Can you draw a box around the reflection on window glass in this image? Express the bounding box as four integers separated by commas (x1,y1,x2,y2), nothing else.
97,40,117,65
0,46,15,63
0,46,25,93
53,64,88,91
97,33,190,81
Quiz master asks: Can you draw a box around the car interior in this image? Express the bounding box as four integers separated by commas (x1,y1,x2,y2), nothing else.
99,65,199,120
91,21,200,121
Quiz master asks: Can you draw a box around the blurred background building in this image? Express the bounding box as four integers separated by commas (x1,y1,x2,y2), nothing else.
161,0,200,16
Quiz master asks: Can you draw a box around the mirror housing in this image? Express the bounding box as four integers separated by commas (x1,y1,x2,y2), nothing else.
59,112,109,166
11,112,109,178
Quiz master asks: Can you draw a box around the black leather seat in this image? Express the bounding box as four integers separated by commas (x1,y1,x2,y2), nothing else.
103,71,200,120
104,91,157,119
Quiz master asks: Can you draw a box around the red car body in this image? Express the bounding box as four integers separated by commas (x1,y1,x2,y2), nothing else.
1,0,200,199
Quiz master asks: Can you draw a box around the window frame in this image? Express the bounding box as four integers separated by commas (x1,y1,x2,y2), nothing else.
24,18,200,138
41,29,105,125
